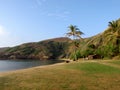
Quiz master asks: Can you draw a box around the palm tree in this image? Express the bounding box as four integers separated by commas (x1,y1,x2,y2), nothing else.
66,25,84,40
106,19,120,55
66,25,84,60
108,19,120,44
108,20,119,37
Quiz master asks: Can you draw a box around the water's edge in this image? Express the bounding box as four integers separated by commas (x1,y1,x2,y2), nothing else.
0,59,65,72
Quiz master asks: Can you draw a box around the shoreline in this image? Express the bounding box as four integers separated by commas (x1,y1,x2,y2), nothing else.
0,59,107,76
0,61,66,76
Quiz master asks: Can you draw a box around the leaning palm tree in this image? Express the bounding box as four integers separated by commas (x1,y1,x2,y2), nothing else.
66,25,84,61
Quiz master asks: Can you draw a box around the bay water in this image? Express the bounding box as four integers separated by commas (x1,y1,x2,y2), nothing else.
0,59,63,72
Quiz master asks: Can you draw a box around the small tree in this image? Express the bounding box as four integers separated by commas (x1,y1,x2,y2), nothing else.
66,25,84,61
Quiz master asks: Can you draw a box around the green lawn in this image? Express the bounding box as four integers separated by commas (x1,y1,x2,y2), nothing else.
64,62,120,74
0,60,120,90
107,60,120,65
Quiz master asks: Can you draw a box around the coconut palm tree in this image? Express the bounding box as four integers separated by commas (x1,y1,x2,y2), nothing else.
66,25,84,60
66,25,84,40
108,19,120,36
106,19,120,55
108,19,120,44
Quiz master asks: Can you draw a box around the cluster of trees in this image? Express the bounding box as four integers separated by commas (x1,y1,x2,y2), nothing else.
66,19,120,60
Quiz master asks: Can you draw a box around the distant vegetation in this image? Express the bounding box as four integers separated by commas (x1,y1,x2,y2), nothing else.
0,18,120,60
0,37,71,60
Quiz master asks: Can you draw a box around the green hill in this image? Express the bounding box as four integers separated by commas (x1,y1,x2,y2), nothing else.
0,47,9,53
77,18,120,59
0,37,71,60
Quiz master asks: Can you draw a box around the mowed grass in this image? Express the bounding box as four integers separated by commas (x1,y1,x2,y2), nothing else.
0,60,120,90
107,60,120,65
64,62,120,74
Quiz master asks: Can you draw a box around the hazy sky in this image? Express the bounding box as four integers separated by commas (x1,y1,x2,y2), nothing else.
0,0,120,47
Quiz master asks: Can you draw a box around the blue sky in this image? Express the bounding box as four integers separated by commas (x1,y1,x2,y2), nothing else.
0,0,120,47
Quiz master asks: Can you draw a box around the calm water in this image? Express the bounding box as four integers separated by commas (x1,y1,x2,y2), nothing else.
0,59,63,72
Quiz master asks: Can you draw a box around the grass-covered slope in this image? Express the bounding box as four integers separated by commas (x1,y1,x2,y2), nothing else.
0,37,71,60
77,18,120,59
0,47,9,53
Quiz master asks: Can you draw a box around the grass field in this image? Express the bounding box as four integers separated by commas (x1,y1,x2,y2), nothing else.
0,60,120,90
107,60,120,65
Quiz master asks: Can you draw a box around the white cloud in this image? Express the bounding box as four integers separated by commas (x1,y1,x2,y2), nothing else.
32,0,47,8
32,0,70,20
47,11,70,20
